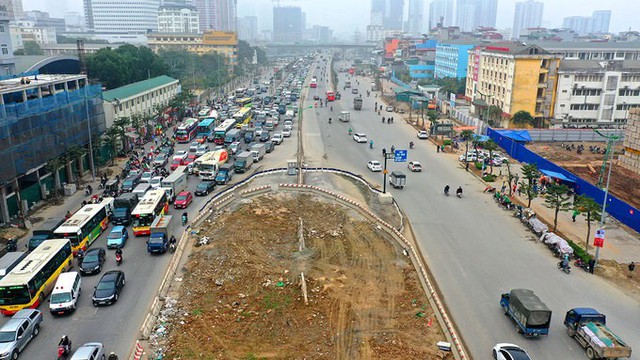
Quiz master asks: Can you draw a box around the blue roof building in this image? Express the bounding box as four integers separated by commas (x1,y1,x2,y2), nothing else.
434,42,478,79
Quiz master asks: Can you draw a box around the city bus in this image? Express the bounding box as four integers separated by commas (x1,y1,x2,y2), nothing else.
53,203,110,255
235,88,246,98
232,107,253,127
175,118,199,143
131,190,169,236
212,119,237,145
235,97,252,108
0,239,73,315
310,77,317,88
326,91,335,102
196,118,216,143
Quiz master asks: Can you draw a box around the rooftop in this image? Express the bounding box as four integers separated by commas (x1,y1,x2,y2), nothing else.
559,59,640,71
102,75,178,102
0,74,85,95
532,40,640,50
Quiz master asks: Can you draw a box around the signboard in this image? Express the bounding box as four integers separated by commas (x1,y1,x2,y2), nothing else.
472,48,481,82
594,228,605,248
394,150,407,162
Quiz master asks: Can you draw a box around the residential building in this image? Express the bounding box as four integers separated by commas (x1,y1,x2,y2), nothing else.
428,0,453,29
304,25,332,44
0,8,14,75
64,12,85,32
146,30,238,68
466,44,562,127
532,41,640,61
366,24,385,43
370,0,385,26
454,0,497,32
23,11,66,33
273,6,303,43
10,21,57,47
39,43,123,56
434,41,478,79
83,0,160,33
0,0,22,20
385,0,405,31
0,74,105,224
592,10,611,34
553,60,640,127
512,0,543,39
477,0,497,28
195,0,237,33
158,3,200,33
237,16,258,42
619,109,640,174
563,10,611,35
102,75,180,128
407,0,424,35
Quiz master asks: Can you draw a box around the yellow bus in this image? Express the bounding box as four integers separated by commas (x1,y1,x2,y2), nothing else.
131,190,169,236
233,107,253,127
53,203,110,255
0,239,73,315
235,97,253,107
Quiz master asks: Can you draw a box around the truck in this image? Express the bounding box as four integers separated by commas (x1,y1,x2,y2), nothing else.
500,289,552,337
147,215,171,254
215,164,235,185
112,193,139,226
338,111,350,122
564,308,632,360
28,217,66,251
198,149,229,180
354,96,362,110
250,143,266,163
234,151,253,173
345,80,351,88
160,166,188,202
224,129,241,145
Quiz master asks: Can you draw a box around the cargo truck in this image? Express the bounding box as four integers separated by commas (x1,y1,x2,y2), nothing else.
112,193,139,226
564,308,632,360
28,218,66,251
160,166,188,202
215,164,235,185
250,143,266,163
234,151,253,173
147,215,171,254
354,96,362,110
338,111,350,122
500,289,552,337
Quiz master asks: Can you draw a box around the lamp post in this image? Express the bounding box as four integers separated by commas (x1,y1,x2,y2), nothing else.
382,150,394,194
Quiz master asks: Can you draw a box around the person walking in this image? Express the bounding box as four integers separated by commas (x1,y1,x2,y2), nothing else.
572,209,579,222
588,258,596,274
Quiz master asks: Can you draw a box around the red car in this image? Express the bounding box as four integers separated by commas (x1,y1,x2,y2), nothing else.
174,191,193,209
170,157,183,170
184,154,197,166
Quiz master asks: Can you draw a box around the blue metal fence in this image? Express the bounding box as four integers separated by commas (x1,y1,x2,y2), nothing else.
487,128,640,234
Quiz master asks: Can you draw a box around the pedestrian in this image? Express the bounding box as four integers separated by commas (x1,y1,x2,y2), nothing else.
629,261,636,272
65,211,72,220
512,183,517,194
517,186,522,196
500,182,507,194
572,209,579,222
588,258,596,274
436,144,440,153
382,116,385,123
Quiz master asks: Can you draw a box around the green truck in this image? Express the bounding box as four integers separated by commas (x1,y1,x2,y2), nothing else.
564,308,632,360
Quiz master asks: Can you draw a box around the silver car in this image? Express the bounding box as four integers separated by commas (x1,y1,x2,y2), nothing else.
71,342,105,360
0,309,43,360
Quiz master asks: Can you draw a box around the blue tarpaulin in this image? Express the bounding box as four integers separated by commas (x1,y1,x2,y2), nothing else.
473,134,490,142
494,130,532,143
540,169,576,183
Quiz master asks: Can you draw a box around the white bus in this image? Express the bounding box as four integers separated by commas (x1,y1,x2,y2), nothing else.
131,190,169,236
212,119,237,145
53,203,110,255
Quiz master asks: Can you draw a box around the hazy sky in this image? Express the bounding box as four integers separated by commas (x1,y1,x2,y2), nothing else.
25,0,637,39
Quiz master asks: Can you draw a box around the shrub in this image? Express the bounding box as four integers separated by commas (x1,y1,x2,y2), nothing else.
567,240,592,262
475,161,483,170
483,174,497,182
443,139,452,146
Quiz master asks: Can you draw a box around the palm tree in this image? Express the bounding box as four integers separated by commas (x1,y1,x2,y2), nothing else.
460,130,474,172
103,127,121,165
45,157,66,195
428,110,439,139
65,145,87,186
483,140,499,174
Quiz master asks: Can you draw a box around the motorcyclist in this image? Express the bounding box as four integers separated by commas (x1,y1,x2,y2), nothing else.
59,335,72,354
182,212,188,225
348,128,352,136
444,185,450,196
456,186,463,197
328,117,332,124
561,253,570,270
330,106,333,111
115,248,123,263
390,145,395,153
369,139,374,149
409,141,414,149
108,352,119,360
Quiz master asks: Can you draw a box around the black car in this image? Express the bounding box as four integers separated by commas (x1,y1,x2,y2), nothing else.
111,207,131,226
259,131,270,142
264,141,275,153
79,248,106,275
92,270,125,306
195,181,216,196
121,174,141,192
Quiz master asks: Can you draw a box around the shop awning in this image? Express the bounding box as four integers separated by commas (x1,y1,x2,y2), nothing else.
540,169,576,183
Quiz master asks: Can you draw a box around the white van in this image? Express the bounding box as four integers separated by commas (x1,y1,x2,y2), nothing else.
132,183,151,197
49,271,81,315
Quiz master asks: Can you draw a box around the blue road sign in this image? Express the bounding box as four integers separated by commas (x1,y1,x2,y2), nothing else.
394,149,407,162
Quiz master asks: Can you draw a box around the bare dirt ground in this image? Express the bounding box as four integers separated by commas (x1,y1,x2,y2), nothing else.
161,194,447,359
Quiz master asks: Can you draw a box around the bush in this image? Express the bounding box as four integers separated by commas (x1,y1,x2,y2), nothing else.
475,161,483,170
443,139,452,146
483,174,497,182
567,240,592,262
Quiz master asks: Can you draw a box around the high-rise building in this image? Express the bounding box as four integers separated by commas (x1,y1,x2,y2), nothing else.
273,6,303,43
237,16,258,42
0,8,15,76
83,0,160,33
477,0,497,28
512,0,543,39
64,12,85,32
591,10,611,34
563,10,611,35
23,11,66,33
384,0,405,30
158,3,200,33
371,0,385,26
454,0,497,32
0,0,22,20
195,0,237,33
407,0,424,35
428,0,453,29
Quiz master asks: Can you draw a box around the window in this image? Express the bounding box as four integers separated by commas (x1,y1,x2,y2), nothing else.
619,89,640,96
570,104,599,111
1,47,6,55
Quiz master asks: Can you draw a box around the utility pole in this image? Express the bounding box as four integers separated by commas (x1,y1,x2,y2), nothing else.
382,151,394,194
593,130,619,268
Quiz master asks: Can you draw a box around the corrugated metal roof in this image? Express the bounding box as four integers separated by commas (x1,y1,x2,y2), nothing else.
103,75,178,102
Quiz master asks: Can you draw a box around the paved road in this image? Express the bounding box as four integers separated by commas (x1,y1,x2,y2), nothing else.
302,58,640,359
13,70,301,359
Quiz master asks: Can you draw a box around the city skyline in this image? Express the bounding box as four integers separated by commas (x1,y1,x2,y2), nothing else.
22,0,638,39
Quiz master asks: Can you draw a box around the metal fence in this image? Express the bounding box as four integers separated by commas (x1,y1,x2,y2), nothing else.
527,129,625,142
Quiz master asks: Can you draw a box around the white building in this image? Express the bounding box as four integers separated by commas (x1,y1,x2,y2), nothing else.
563,10,611,35
83,0,160,33
366,24,384,43
592,10,611,34
158,4,199,33
554,60,640,127
0,8,15,76
512,0,543,39
428,0,453,29
10,21,57,47
64,11,85,32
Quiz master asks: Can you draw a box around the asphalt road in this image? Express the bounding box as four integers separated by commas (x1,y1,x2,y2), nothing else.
302,58,640,359
13,69,301,359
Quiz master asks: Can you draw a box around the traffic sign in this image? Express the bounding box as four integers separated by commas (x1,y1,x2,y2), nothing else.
394,150,407,162
594,228,605,248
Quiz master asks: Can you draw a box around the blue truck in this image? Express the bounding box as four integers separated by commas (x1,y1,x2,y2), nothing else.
500,289,552,337
564,308,632,360
147,215,171,254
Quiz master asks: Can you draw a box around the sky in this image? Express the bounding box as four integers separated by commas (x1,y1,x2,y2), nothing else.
25,0,638,40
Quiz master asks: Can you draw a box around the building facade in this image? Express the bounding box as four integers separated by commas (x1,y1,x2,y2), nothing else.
0,74,105,223
0,0,22,20
407,0,424,35
512,0,543,39
146,30,237,68
83,0,160,33
454,0,497,32
10,21,57,46
384,0,405,30
563,10,611,35
619,109,640,175
366,24,385,43
195,0,237,33
158,3,200,33
466,44,561,126
23,11,66,33
273,6,303,43
428,0,453,29
0,8,14,76
591,10,611,34
237,16,257,42
102,75,179,128
532,41,640,61
434,42,476,78
553,60,640,127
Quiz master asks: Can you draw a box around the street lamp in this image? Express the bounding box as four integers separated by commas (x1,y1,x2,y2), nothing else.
381,150,394,194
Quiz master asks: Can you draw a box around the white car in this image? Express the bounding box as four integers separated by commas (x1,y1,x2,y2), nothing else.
284,120,293,130
71,342,105,360
386,105,394,112
282,128,292,137
459,153,477,162
272,133,284,145
353,133,368,143
195,144,210,157
367,160,383,172
417,130,429,139
174,150,188,161
140,171,154,183
492,343,532,360
189,141,200,152
229,141,241,154
408,161,422,172
149,176,164,189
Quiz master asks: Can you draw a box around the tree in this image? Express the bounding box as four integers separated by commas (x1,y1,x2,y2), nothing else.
23,41,44,55
113,117,130,151
575,195,602,250
520,163,540,208
512,110,534,127
103,127,121,165
502,159,517,196
65,145,88,186
487,105,503,126
45,157,66,193
483,140,499,174
460,130,474,172
428,110,439,138
544,184,572,232
86,45,168,89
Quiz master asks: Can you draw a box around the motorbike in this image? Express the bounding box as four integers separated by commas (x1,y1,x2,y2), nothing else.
115,252,122,266
574,258,590,272
169,243,177,253
444,189,450,197
557,261,571,274
57,343,72,359
182,215,188,226
5,238,17,252
409,142,414,149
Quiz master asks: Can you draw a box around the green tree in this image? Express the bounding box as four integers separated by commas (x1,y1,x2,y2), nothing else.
503,159,516,196
23,41,44,55
575,195,602,250
487,105,503,126
113,117,130,150
45,157,66,192
103,127,121,165
483,140,499,174
428,110,439,138
512,110,534,126
460,130,474,172
544,184,572,232
520,163,540,208
86,45,168,89
65,145,88,185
